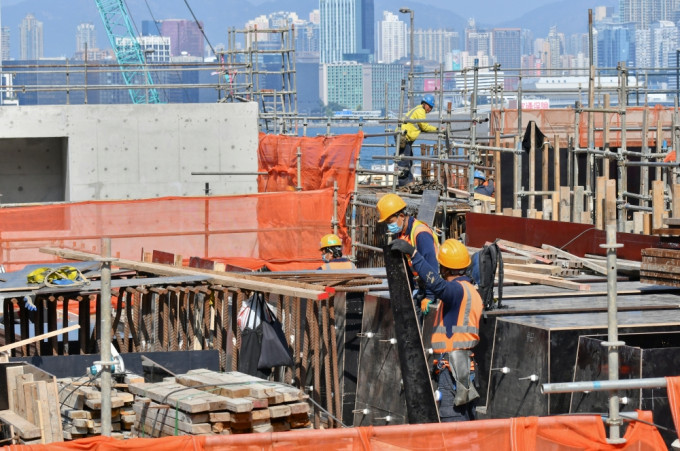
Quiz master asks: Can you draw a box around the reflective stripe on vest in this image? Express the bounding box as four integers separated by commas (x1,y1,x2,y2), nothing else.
323,260,355,270
431,282,482,352
402,219,440,276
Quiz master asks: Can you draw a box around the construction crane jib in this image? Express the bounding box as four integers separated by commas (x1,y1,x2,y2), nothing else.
94,0,161,104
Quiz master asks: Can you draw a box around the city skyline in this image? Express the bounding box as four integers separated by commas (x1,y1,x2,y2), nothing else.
0,0,616,60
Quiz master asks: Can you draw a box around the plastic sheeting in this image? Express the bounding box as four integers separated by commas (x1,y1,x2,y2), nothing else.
3,412,667,450
0,190,336,272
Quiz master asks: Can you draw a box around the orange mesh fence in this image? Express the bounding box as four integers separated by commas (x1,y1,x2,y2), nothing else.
4,412,667,450
257,132,363,255
668,376,680,442
0,190,335,272
257,132,362,196
491,105,677,150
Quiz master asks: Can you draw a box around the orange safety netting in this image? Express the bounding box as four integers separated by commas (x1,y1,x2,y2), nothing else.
257,132,363,255
490,105,677,150
4,411,667,450
0,190,336,272
668,376,680,443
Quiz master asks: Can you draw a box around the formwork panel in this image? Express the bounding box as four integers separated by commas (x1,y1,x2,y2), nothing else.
486,310,680,418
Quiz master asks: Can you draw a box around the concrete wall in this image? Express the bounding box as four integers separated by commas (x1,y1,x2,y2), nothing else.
0,103,259,203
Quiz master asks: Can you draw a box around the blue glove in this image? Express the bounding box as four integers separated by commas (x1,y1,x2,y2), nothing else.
23,295,37,312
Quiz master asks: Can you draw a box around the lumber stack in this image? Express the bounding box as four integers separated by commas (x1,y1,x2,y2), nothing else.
128,370,310,437
641,248,680,287
57,373,142,440
0,364,63,445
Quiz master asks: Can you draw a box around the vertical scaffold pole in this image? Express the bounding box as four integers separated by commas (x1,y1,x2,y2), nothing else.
332,181,339,236
468,59,479,199
602,181,625,444
296,146,302,191
100,238,113,436
617,62,628,232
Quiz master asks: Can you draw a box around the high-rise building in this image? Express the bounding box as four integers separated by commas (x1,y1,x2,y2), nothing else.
546,26,563,70
619,0,680,29
159,20,204,58
319,0,374,63
362,63,404,111
635,28,651,67
1,27,9,61
320,61,364,107
76,23,96,53
596,24,633,70
376,11,406,64
414,29,458,64
465,19,491,57
492,28,521,69
20,14,43,60
651,20,678,68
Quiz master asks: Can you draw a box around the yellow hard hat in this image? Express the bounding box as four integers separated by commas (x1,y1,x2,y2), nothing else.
319,234,342,250
376,193,407,222
437,239,471,269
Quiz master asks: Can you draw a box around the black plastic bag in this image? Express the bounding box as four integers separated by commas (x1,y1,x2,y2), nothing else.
237,325,263,376
258,296,294,369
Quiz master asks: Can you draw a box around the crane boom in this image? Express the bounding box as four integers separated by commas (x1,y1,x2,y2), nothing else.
94,0,161,104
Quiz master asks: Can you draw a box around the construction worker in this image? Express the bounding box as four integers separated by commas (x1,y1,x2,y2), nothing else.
390,238,483,422
318,234,356,270
473,170,494,197
397,94,439,187
377,193,439,318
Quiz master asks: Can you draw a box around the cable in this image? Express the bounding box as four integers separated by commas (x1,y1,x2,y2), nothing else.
306,395,348,428
181,0,217,58
559,226,597,250
143,0,188,103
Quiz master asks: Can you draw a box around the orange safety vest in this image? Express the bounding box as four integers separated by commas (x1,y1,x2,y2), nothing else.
322,260,356,270
399,218,440,275
431,280,483,353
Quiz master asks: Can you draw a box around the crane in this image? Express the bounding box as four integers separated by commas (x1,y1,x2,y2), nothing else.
94,0,161,104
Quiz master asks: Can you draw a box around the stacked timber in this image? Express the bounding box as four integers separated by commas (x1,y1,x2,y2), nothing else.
0,364,63,445
128,370,310,437
57,373,141,440
641,248,680,287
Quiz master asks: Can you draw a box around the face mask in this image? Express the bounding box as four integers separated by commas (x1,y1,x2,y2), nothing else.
322,253,331,263
387,220,402,234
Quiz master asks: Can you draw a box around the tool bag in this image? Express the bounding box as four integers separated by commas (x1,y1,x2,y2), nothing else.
467,240,503,310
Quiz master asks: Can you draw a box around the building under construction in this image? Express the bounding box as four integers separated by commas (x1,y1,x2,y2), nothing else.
0,22,680,451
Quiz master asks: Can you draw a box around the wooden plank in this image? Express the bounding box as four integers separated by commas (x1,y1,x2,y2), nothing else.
595,176,606,230
541,245,607,275
552,192,559,222
19,377,35,422
642,248,680,259
664,218,680,227
30,382,52,443
652,180,665,230
573,186,584,224
504,263,563,276
495,242,553,264
45,378,63,441
673,184,680,219
496,239,555,258
0,410,41,439
5,366,25,412
503,269,590,291
40,247,329,300
633,212,644,234
605,180,616,225
554,136,561,194
128,381,231,413
559,186,571,222
643,213,653,235
0,325,80,353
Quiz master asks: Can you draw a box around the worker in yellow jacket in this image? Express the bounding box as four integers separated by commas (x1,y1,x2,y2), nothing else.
397,94,438,186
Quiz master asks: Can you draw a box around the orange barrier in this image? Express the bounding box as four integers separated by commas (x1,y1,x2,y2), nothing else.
491,105,676,149
668,376,680,444
0,190,336,272
3,412,667,450
257,132,363,255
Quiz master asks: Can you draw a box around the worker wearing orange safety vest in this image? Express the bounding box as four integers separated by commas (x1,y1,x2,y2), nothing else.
318,234,356,270
377,193,439,319
391,238,483,422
